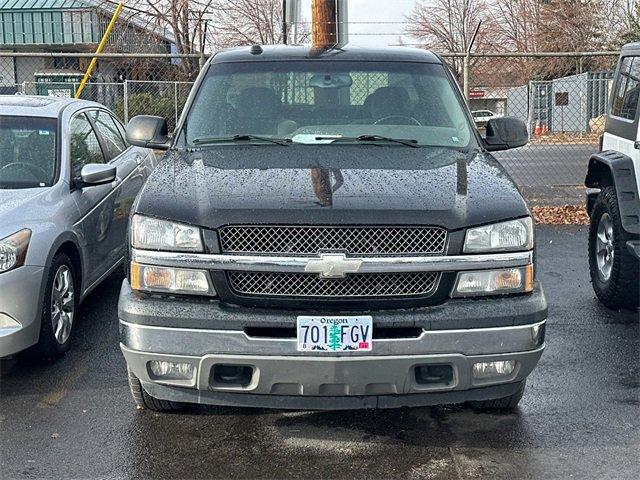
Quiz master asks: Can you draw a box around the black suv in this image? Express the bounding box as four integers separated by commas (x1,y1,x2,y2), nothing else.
120,45,547,412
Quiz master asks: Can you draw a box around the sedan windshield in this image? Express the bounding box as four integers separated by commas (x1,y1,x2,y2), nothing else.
182,61,474,149
0,116,57,189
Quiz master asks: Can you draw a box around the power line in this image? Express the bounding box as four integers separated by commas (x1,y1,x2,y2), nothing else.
96,1,424,26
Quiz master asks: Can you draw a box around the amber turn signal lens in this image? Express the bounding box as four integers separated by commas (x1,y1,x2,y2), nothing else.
130,261,214,296
523,263,534,293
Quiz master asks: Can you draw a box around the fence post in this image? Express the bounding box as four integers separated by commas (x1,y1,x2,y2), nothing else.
123,80,129,124
527,81,534,140
174,81,179,127
463,53,470,101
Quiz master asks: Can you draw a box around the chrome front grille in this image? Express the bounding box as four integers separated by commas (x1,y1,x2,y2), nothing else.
227,271,439,298
218,226,447,256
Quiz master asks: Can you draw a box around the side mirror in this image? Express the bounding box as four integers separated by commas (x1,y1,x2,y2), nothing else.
76,164,117,188
483,116,528,152
125,115,170,150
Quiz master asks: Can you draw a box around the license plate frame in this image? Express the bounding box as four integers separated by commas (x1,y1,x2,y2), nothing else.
296,315,373,352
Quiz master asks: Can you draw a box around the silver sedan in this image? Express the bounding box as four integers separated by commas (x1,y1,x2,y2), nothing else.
0,95,157,359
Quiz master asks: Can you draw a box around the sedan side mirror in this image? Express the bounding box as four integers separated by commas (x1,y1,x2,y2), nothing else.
76,164,117,188
483,116,528,152
125,115,170,150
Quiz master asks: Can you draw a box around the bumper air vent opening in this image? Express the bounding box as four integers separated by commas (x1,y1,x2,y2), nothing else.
415,364,454,387
211,364,254,388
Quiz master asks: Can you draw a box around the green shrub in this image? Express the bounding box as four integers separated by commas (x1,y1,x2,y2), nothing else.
116,93,177,130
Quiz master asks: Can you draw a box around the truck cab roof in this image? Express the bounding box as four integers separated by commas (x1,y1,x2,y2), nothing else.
210,44,443,65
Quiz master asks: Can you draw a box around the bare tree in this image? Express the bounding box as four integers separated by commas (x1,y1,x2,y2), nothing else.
206,0,309,49
539,0,606,52
536,0,609,76
97,0,212,78
484,0,544,85
613,0,640,46
491,0,542,52
405,0,498,78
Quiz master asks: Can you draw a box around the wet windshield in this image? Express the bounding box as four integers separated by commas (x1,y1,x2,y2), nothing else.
182,61,474,149
0,116,57,189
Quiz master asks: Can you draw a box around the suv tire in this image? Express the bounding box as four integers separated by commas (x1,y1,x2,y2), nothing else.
589,186,640,309
31,253,78,359
127,367,185,412
468,381,525,411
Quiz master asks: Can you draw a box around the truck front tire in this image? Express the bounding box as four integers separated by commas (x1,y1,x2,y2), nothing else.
588,186,640,309
468,380,526,411
127,367,185,412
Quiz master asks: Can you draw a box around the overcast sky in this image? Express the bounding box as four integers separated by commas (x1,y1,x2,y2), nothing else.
297,0,417,46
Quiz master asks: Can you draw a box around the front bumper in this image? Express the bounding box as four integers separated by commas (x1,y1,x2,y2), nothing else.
119,280,547,409
0,266,47,357
131,359,537,410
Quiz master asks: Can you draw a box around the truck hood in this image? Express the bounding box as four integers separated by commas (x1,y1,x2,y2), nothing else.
135,145,529,231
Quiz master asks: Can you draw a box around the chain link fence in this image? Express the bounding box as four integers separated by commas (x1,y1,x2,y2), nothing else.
0,51,620,205
447,52,619,204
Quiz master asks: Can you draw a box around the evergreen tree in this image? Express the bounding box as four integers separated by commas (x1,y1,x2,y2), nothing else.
328,325,341,351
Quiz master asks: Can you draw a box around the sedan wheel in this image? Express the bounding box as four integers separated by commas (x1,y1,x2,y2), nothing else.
30,252,79,359
51,265,75,345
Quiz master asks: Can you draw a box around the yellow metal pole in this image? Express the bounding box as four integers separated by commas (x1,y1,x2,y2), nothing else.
75,1,124,98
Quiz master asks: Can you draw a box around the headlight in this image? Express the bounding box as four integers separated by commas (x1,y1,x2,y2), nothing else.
131,215,203,252
464,217,533,253
0,229,31,273
452,265,533,297
130,261,215,296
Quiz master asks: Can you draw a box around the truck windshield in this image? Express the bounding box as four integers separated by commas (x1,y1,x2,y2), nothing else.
0,115,57,189
182,61,474,149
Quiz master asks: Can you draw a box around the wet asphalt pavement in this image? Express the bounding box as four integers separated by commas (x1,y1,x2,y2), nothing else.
1,225,638,480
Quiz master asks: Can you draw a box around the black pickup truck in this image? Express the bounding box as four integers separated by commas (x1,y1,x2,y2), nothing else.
120,45,547,412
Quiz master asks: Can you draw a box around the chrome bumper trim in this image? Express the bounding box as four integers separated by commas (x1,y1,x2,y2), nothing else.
130,249,533,274
119,319,546,357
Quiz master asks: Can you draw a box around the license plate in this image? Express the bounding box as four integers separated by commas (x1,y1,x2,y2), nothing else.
296,315,373,352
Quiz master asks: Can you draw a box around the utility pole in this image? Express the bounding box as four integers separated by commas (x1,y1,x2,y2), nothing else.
310,0,340,206
311,0,337,50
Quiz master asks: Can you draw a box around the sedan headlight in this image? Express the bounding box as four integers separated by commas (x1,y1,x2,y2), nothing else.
0,229,31,273
131,215,203,252
464,217,533,253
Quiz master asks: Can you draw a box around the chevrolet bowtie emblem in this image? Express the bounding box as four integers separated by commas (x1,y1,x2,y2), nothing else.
304,253,363,278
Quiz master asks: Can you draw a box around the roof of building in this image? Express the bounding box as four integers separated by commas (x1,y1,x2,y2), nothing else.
622,42,640,53
0,0,176,46
0,0,88,9
0,94,101,117
212,44,443,64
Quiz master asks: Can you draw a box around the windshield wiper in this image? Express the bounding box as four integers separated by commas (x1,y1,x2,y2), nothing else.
314,134,419,148
192,134,291,146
